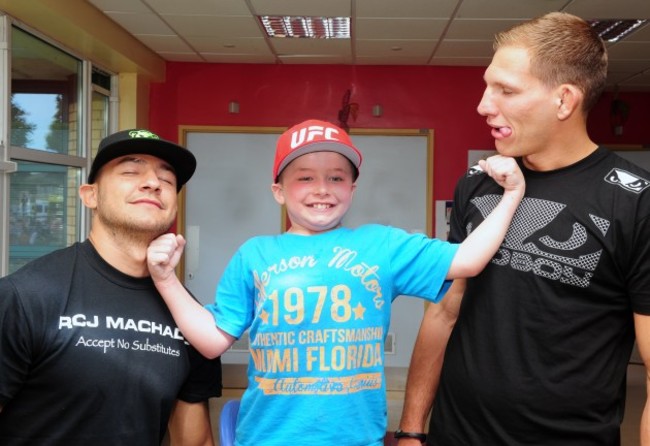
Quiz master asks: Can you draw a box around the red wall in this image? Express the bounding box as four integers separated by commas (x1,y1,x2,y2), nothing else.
150,62,650,209
588,91,650,146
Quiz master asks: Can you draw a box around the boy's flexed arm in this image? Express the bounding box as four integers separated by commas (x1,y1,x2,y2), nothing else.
447,155,525,279
147,234,235,358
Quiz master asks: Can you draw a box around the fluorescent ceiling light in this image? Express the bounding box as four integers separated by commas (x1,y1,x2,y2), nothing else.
258,16,350,38
590,19,648,42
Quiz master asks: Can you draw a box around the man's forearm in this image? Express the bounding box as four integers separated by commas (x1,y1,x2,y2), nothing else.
168,400,215,446
641,376,650,446
633,314,650,446
397,282,463,442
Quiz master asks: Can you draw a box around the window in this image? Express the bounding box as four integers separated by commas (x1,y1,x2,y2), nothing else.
8,162,80,272
2,24,114,274
11,27,82,155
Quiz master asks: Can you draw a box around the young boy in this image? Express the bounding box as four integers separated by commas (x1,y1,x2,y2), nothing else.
147,119,525,446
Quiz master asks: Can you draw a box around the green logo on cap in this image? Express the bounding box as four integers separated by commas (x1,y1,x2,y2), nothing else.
129,130,160,140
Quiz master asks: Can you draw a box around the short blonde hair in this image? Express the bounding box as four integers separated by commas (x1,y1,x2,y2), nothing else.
494,12,607,113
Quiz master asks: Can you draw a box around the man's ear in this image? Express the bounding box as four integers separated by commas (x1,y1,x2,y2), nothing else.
79,183,98,209
555,84,583,121
271,182,285,206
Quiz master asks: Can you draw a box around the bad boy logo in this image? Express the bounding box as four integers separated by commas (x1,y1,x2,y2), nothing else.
128,129,160,140
471,195,604,288
467,164,484,177
291,125,340,148
604,168,650,194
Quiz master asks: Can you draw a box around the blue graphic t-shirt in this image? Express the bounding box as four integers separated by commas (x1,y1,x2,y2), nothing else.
207,224,458,446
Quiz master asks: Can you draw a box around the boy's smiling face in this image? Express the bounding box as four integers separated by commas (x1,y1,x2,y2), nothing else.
272,151,357,235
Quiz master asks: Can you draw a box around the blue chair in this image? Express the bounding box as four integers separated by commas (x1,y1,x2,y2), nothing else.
219,399,240,446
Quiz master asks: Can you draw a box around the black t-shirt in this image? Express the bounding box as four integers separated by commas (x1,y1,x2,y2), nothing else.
0,241,222,445
429,148,650,445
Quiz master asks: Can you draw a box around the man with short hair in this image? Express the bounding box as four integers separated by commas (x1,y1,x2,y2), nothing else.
397,12,650,445
0,129,222,445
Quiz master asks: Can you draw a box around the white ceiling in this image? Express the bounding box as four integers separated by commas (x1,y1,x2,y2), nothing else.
87,0,650,91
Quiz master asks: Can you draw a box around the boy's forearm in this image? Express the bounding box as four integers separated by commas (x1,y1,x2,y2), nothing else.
154,275,230,358
450,187,522,278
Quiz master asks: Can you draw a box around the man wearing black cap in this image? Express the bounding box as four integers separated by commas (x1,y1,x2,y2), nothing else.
0,129,222,445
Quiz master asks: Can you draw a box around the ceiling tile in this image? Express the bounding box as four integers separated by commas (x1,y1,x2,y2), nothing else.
105,12,175,35
202,53,278,63
445,19,522,40
356,39,436,59
201,53,276,64
88,0,150,13
607,41,650,60
429,57,491,66
162,15,262,38
278,55,353,64
185,36,271,54
249,0,352,16
564,0,650,19
456,0,568,19
607,71,638,83
356,0,459,18
617,72,650,90
146,0,251,15
356,18,447,40
608,59,650,73
434,40,495,58
271,38,351,56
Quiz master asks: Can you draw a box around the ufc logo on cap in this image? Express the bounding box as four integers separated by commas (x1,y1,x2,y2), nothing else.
291,125,340,148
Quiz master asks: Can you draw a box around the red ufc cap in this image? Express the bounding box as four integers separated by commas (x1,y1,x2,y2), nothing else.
273,119,362,182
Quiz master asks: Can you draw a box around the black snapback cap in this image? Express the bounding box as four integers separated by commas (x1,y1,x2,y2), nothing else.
87,129,197,191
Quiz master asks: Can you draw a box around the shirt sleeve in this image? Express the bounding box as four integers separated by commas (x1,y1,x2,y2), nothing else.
449,175,472,244
629,211,650,315
206,248,256,339
386,226,459,303
176,346,222,402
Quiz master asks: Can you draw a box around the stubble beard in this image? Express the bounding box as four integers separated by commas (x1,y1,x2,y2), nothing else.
97,209,173,245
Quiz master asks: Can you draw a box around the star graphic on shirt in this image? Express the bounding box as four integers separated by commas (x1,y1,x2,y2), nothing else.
352,302,366,320
259,309,269,324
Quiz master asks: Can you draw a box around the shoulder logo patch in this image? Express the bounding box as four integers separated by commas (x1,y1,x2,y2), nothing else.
604,168,650,194
467,164,484,177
